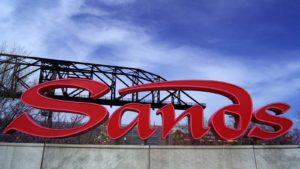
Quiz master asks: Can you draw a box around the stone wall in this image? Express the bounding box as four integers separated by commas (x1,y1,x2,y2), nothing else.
0,143,299,169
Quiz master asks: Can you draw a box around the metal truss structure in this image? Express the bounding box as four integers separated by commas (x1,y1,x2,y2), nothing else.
0,53,205,111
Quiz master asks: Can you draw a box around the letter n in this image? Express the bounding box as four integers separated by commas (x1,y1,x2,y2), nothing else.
157,104,209,139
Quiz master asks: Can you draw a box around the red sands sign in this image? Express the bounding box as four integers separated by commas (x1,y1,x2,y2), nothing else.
3,79,293,141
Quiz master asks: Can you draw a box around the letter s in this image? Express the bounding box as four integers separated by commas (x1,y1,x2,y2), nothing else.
247,103,293,140
3,79,109,138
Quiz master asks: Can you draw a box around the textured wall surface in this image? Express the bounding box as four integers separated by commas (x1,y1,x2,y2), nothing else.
0,143,299,169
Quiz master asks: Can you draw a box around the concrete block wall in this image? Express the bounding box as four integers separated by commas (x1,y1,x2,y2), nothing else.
0,143,299,169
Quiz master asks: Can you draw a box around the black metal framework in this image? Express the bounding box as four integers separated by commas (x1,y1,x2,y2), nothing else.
0,53,205,110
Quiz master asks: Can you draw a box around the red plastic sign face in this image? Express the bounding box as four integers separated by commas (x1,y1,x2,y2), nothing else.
3,79,293,141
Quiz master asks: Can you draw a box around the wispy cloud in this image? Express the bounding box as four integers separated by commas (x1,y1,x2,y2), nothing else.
1,0,299,124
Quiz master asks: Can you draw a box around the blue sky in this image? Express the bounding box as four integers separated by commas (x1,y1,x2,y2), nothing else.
1,0,300,126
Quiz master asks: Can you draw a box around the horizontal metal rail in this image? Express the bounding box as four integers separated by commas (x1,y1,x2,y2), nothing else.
0,53,205,110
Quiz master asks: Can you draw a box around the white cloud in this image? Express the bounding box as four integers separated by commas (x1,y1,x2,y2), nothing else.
0,1,14,21
1,0,299,122
99,0,136,6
